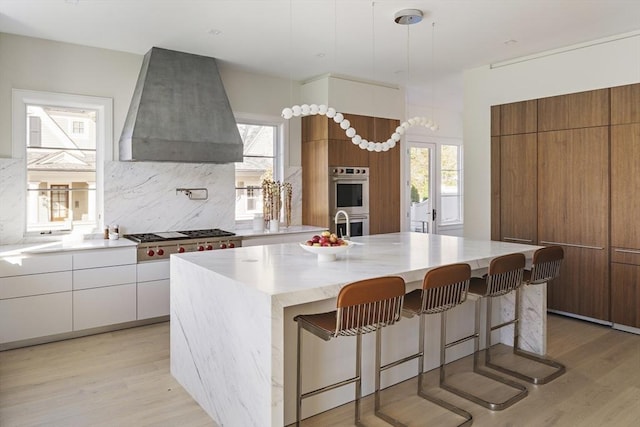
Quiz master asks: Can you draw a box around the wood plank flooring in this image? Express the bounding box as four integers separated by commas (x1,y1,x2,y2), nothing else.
1,314,638,426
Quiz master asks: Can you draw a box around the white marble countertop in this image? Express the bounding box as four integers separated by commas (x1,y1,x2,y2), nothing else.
0,238,137,257
234,224,325,238
175,232,541,305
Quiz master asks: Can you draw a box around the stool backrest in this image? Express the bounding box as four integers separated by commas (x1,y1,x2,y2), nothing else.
529,245,564,284
421,263,471,314
486,253,525,297
335,276,405,337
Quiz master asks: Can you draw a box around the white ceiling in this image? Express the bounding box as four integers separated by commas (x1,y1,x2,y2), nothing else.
2,0,640,110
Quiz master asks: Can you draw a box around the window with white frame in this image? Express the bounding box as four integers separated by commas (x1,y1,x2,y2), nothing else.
235,120,280,221
439,144,463,224
12,90,112,235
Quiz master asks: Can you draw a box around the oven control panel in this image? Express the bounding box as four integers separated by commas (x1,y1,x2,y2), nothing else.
137,238,242,262
330,167,369,176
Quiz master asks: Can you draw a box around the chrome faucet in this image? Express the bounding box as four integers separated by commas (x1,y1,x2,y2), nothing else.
334,210,350,239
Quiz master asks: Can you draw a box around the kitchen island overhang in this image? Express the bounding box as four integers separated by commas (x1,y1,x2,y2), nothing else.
170,232,546,426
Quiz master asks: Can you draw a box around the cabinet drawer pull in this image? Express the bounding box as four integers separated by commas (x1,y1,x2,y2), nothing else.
539,241,604,250
503,237,533,243
614,248,640,255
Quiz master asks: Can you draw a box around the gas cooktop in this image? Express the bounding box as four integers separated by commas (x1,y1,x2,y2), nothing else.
124,228,235,243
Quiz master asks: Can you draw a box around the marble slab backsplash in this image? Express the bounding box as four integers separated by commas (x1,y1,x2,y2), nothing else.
0,158,303,245
0,158,25,245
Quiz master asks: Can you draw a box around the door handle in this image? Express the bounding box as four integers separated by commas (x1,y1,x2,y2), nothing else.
432,209,437,221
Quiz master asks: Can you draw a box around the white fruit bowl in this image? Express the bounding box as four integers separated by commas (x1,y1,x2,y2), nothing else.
299,240,353,262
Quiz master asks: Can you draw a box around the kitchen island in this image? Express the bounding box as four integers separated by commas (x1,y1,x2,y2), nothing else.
170,232,545,426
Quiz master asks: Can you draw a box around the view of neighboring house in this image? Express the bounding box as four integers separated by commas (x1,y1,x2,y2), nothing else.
26,105,97,233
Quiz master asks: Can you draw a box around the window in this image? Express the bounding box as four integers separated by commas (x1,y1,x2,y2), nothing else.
439,144,463,224
13,89,113,236
72,120,85,134
234,120,280,221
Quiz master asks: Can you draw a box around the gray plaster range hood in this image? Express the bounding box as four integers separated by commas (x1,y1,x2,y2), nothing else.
119,47,243,163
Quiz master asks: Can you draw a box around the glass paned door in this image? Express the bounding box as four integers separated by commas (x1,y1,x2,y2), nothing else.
408,143,435,233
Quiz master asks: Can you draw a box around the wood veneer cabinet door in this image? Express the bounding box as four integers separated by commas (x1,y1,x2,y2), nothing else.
369,118,401,234
328,139,369,167
499,134,537,244
301,139,330,228
611,124,640,249
538,127,609,320
611,83,640,125
491,136,501,241
491,105,501,137
500,100,537,135
538,89,609,132
328,113,373,141
611,263,640,328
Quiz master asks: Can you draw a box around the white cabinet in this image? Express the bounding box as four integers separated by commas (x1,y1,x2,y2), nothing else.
137,260,170,319
0,292,72,343
71,247,137,331
0,253,73,345
73,283,137,330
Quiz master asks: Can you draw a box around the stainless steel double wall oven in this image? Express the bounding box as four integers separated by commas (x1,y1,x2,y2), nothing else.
329,166,370,236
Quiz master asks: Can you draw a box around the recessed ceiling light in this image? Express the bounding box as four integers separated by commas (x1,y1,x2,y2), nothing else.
208,29,222,36
504,39,518,45
315,53,326,58
65,0,80,4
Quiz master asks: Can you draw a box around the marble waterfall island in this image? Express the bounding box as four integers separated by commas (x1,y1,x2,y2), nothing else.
170,232,545,426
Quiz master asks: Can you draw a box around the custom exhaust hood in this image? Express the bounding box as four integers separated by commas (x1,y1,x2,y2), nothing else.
119,47,243,163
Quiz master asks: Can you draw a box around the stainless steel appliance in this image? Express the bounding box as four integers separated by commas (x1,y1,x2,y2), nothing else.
329,166,369,216
329,166,370,236
334,213,369,237
124,229,241,262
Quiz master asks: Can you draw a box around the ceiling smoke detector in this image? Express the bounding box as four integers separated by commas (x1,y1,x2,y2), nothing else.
394,9,423,25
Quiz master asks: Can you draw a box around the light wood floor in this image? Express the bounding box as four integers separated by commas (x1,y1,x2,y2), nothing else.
1,314,638,426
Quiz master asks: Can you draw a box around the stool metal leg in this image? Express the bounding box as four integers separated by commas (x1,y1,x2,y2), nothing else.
441,297,528,411
485,288,566,385
356,333,363,426
374,328,408,426
414,311,472,426
296,322,302,427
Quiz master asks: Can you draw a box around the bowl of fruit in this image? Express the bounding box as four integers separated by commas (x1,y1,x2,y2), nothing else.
300,231,353,262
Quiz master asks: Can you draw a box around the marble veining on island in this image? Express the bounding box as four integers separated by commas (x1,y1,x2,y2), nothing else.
170,232,545,426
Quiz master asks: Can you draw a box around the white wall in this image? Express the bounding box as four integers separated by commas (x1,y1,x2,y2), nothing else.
463,31,640,239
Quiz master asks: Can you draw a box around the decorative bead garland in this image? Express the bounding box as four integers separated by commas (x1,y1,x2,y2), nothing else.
281,104,438,151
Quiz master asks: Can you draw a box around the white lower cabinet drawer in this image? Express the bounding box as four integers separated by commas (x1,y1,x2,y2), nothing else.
0,271,72,299
0,292,72,343
73,264,136,290
137,279,170,319
73,283,136,330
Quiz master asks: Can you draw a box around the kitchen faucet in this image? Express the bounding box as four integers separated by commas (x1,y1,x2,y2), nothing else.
334,210,350,239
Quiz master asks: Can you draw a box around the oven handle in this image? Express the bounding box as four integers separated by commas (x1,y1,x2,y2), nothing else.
335,214,369,221
331,176,368,182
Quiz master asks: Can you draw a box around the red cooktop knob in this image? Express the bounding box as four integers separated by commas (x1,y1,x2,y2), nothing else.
197,245,205,251
147,249,155,256
157,248,164,256
178,246,185,253
220,243,227,249
206,244,213,250
228,242,235,248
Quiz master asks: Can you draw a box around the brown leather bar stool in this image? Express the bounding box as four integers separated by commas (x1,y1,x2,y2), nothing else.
486,245,566,384
375,263,473,426
441,253,529,411
294,276,406,426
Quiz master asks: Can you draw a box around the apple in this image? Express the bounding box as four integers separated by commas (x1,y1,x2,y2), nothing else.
305,240,314,246
329,234,338,243
312,243,321,247
321,230,331,237
319,236,329,245
311,235,321,243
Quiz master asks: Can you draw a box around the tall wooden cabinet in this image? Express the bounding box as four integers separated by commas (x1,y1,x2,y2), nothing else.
610,83,640,329
491,89,613,323
301,113,400,234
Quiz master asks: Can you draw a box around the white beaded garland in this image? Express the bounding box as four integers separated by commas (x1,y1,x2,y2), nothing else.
280,104,437,151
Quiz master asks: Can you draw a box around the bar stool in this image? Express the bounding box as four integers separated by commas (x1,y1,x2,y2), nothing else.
375,263,473,426
294,276,405,426
441,253,529,411
486,245,566,384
